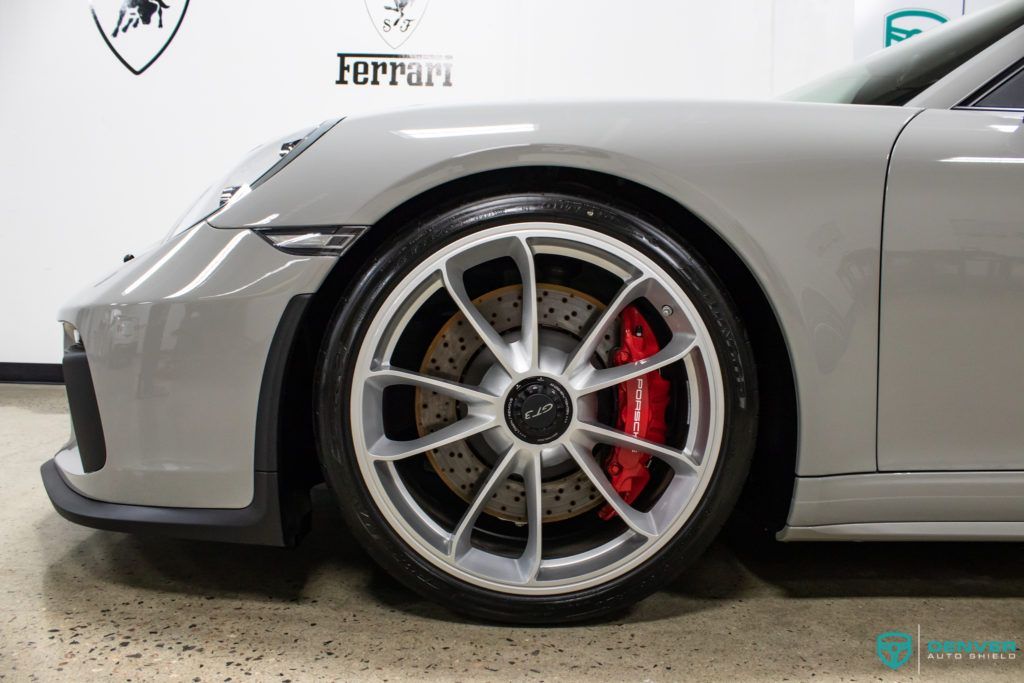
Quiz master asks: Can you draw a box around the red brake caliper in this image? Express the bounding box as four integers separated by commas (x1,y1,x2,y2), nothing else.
598,306,671,521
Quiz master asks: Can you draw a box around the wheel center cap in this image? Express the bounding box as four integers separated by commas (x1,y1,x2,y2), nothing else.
504,377,573,445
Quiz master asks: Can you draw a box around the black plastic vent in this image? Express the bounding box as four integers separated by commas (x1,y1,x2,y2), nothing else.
62,344,107,473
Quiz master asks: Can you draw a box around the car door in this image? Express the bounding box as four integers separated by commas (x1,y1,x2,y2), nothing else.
878,64,1024,470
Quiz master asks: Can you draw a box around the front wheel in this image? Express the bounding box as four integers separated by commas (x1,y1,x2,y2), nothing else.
316,194,757,623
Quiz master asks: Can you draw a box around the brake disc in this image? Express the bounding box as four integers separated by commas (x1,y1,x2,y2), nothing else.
416,284,616,523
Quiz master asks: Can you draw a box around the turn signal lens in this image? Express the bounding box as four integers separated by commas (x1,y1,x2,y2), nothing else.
255,227,366,256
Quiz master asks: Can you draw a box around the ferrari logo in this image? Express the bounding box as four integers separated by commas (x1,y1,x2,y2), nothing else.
365,0,432,49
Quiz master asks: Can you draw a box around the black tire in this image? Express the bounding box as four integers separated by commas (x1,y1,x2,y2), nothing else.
315,193,758,623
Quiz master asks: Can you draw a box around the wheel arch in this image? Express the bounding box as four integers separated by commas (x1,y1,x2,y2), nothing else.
271,166,798,535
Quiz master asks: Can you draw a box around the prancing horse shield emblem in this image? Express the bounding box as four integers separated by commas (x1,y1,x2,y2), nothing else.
90,0,190,75
876,631,913,670
364,0,432,49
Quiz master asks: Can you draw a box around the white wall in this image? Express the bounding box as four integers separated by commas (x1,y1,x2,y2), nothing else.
1,0,862,363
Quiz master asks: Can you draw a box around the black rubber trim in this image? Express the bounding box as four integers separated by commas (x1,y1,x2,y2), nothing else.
41,460,291,546
956,56,1024,109
254,294,312,472
252,293,317,546
61,345,107,473
0,363,63,384
249,118,344,193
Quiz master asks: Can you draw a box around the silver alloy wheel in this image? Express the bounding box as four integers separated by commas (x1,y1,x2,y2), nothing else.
350,222,725,595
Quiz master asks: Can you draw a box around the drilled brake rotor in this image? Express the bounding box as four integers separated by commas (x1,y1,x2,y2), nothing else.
416,284,617,523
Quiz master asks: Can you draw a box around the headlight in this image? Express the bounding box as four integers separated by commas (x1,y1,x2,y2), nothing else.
165,117,342,239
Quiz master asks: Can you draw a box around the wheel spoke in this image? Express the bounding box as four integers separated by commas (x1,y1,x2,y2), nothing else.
449,446,519,560
571,332,697,394
515,451,544,582
564,442,658,537
367,414,496,460
367,367,498,407
510,237,540,371
562,276,651,376
441,262,522,376
575,422,700,474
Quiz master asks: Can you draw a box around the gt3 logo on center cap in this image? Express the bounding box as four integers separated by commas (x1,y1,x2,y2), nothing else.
524,402,555,421
504,378,572,444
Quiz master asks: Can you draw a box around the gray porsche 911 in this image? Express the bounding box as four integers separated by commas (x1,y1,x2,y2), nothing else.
43,1,1024,622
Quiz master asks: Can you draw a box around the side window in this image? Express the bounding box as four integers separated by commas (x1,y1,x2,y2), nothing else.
972,66,1024,109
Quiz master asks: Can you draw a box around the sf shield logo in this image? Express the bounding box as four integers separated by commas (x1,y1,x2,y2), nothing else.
364,0,432,49
876,631,913,670
885,9,948,47
90,0,190,75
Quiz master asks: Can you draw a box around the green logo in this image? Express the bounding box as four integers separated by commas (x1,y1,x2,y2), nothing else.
877,631,914,670
885,9,948,47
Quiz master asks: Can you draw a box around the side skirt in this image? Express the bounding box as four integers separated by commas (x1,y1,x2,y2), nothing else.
779,471,1024,541
780,522,1024,541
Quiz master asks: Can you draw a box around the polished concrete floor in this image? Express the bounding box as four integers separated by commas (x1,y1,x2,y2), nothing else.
2,384,1023,682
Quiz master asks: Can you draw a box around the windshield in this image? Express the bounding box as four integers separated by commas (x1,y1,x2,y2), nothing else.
784,0,1024,106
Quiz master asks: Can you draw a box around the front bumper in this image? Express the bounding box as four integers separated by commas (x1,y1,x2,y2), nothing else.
49,222,336,511
40,459,297,545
